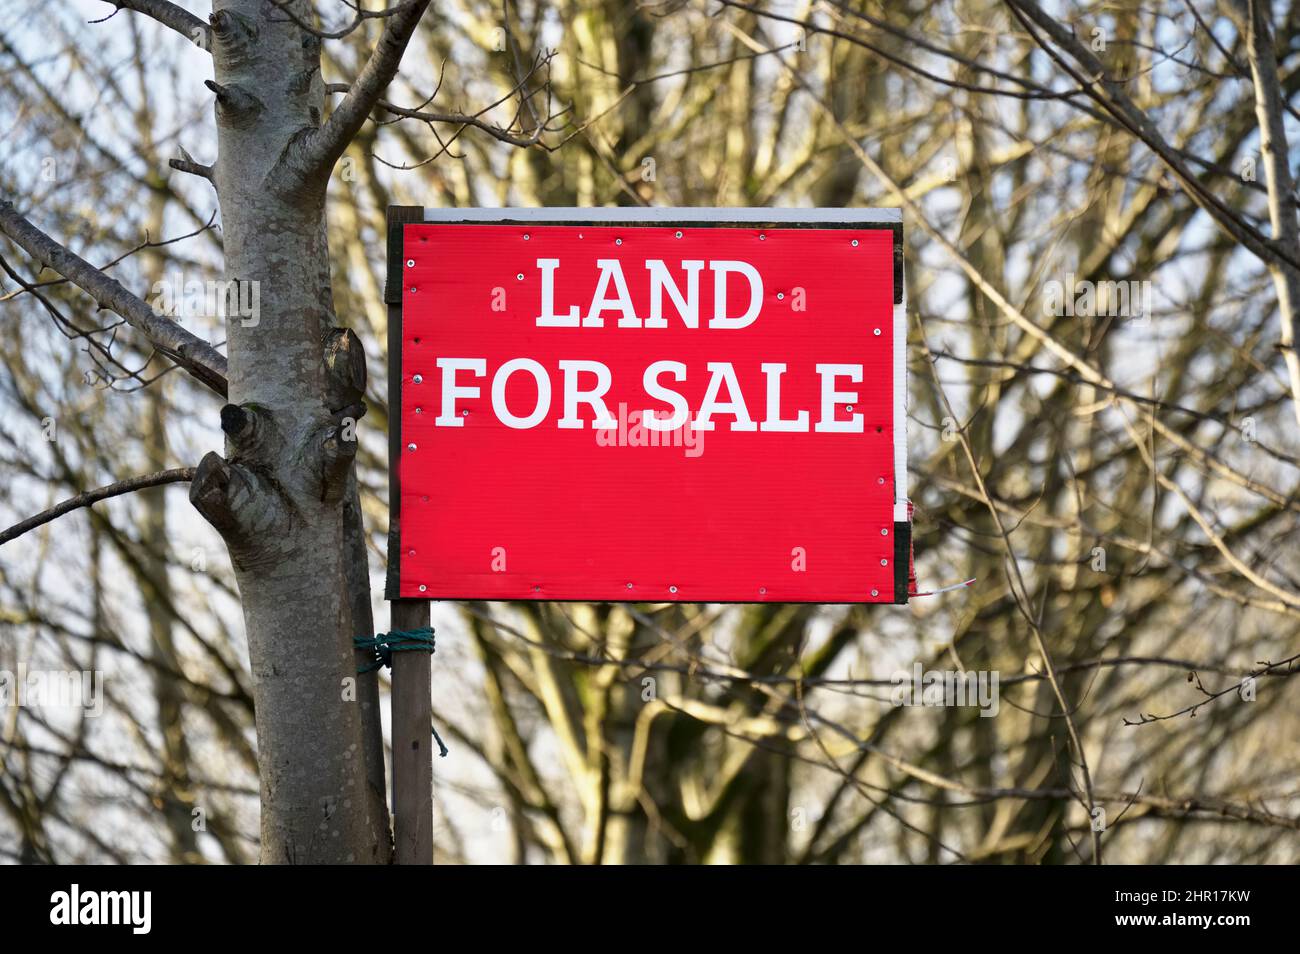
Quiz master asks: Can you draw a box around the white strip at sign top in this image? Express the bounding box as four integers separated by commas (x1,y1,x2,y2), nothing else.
422,206,902,224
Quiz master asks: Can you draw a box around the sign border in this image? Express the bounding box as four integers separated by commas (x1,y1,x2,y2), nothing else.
384,207,909,603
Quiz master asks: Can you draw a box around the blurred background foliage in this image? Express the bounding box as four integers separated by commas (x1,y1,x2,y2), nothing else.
0,0,1297,863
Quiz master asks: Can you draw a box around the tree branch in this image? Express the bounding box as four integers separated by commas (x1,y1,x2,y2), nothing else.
268,0,419,40
0,468,195,546
1231,0,1300,430
93,0,211,49
169,146,214,181
324,82,546,147
0,198,228,397
291,0,431,183
1003,0,1300,274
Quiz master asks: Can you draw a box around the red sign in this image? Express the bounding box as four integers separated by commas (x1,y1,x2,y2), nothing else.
394,212,908,602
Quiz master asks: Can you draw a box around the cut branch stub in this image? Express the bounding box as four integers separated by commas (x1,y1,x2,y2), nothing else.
190,443,287,573
220,402,252,439
220,401,270,459
323,327,367,411
189,451,241,537
208,8,259,66
209,8,258,42
204,80,264,126
169,146,214,181
321,423,359,504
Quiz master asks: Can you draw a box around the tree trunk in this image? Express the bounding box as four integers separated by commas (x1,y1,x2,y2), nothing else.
188,0,388,863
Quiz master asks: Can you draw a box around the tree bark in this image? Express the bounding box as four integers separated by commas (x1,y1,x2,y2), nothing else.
1235,0,1300,430
187,0,410,863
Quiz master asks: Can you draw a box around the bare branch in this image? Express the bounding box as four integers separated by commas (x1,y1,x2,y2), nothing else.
1228,0,1300,429
290,0,431,183
268,0,420,40
0,468,195,546
0,198,229,396
1123,652,1300,725
167,158,214,180
1003,0,1300,274
324,77,548,148
93,0,210,49
169,146,214,181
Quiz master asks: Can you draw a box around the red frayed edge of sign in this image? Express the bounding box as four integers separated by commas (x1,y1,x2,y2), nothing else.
906,501,976,598
907,500,918,597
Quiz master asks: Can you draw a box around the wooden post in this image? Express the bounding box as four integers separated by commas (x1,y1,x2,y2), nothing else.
390,599,432,864
385,205,433,864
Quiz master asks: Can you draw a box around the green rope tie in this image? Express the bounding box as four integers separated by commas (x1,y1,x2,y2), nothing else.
352,627,448,758
353,626,436,674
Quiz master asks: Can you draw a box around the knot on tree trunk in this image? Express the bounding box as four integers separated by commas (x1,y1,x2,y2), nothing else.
323,326,367,414
209,8,257,43
188,449,281,571
191,387,361,566
204,80,264,128
322,327,367,504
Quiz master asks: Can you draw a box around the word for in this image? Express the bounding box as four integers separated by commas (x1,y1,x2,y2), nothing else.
431,360,867,433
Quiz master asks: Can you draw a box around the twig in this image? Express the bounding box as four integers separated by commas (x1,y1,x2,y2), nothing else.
92,0,210,48
1,468,196,546
0,198,227,396
291,0,432,182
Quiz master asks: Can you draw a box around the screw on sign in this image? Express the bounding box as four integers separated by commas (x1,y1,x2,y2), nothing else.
392,208,910,604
